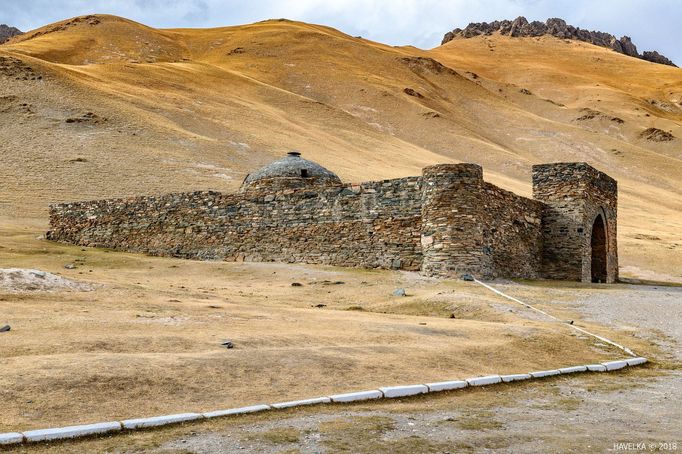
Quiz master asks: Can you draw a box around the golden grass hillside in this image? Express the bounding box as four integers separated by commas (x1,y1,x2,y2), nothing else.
0,14,680,280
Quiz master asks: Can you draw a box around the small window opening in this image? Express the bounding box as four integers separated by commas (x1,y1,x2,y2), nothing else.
301,169,309,178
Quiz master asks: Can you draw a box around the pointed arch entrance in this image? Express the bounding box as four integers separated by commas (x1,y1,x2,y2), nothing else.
590,213,608,283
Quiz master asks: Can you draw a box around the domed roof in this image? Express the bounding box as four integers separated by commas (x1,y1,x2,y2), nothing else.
242,151,341,189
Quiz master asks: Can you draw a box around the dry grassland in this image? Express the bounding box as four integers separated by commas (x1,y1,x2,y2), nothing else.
0,217,650,435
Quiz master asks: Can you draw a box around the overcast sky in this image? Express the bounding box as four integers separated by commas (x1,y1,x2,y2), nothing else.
1,0,680,64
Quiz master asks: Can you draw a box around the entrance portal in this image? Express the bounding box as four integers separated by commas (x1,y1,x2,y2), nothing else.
590,214,607,283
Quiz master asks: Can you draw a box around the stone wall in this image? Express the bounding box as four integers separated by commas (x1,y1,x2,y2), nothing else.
581,169,618,283
48,162,615,281
479,182,544,278
47,177,425,271
419,164,543,279
532,163,618,283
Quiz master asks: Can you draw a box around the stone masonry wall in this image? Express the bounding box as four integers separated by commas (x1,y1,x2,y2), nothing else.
419,164,543,279
480,182,544,278
532,163,618,283
581,170,618,283
47,177,424,271
48,163,610,281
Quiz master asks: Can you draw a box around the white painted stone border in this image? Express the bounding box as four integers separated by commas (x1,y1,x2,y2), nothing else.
203,404,271,419
0,357,647,446
425,380,468,392
379,384,429,398
530,369,561,378
271,397,331,409
329,390,383,403
122,413,203,430
501,373,532,383
0,432,24,445
23,422,123,443
466,375,502,386
559,366,587,374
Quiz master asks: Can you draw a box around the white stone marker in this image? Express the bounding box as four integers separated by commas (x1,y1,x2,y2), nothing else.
559,365,588,374
329,390,383,403
425,380,468,392
379,385,429,398
271,397,331,409
530,369,561,378
122,413,203,430
500,373,532,383
602,360,629,371
0,432,23,445
626,357,647,366
203,404,271,419
466,375,502,387
586,364,607,372
23,422,122,442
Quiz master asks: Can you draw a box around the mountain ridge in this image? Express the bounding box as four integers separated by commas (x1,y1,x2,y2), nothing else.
442,17,677,67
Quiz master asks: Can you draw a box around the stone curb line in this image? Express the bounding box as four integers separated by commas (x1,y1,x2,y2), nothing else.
0,357,647,446
472,278,638,357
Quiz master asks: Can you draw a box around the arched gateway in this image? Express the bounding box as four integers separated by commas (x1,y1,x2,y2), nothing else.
590,213,608,283
532,162,618,283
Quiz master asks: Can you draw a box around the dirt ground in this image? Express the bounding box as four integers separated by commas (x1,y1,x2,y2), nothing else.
1,218,678,452
5,279,679,453
12,281,678,454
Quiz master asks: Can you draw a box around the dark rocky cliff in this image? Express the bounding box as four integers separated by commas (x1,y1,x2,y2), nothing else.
441,17,676,67
0,24,23,44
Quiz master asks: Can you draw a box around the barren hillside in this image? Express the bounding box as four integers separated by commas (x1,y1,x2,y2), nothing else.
0,14,680,280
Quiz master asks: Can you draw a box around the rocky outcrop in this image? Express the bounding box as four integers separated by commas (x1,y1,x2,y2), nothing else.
441,17,676,67
639,127,675,142
641,51,676,66
0,24,23,44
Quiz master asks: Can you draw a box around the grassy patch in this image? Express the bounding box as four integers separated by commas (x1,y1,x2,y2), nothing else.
319,415,395,434
457,417,504,431
447,411,504,431
618,278,682,288
245,426,302,445
368,298,504,321
373,299,454,317
374,436,453,454
319,416,396,452
321,429,450,453
534,396,582,411
585,379,640,393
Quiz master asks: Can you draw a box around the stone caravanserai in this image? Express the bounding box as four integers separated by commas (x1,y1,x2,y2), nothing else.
47,152,618,283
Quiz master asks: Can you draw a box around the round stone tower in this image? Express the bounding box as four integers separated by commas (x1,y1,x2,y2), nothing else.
420,163,487,278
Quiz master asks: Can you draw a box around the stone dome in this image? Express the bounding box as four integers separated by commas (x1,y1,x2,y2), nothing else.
241,151,342,190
